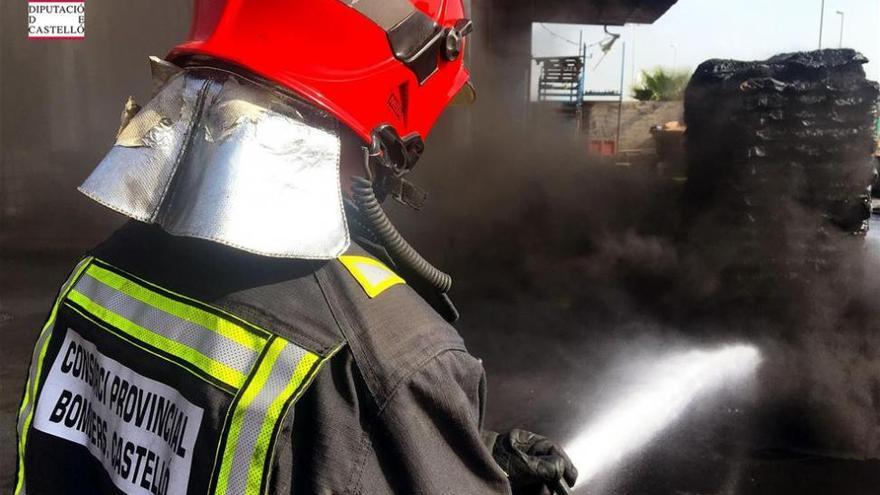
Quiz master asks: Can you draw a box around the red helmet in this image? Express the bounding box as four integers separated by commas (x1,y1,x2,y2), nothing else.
168,0,473,149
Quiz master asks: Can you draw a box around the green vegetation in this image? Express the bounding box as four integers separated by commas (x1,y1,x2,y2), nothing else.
631,68,692,101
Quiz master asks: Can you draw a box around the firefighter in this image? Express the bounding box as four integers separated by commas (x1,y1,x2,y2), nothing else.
15,1,577,493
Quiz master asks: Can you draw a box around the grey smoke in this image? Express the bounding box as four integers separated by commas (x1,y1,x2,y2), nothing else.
395,49,880,465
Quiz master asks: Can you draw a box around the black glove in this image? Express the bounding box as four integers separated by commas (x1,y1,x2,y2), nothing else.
489,429,578,495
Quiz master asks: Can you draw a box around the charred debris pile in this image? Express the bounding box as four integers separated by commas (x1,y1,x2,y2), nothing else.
682,49,879,302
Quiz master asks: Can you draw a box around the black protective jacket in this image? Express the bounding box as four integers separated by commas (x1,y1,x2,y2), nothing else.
15,220,510,495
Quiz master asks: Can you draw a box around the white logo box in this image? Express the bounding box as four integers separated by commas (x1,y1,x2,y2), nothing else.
28,1,85,39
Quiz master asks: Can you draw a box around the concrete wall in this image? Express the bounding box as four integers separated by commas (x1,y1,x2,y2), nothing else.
585,101,683,153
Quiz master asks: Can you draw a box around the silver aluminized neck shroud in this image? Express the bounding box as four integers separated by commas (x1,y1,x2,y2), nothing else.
79,68,350,259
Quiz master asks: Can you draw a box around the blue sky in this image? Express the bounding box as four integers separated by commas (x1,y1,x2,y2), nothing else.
531,0,880,100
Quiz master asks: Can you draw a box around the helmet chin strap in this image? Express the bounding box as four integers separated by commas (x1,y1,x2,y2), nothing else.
349,129,453,295
361,125,429,210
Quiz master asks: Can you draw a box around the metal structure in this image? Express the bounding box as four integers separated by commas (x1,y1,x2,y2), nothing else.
535,56,584,102
533,51,623,104
532,33,626,150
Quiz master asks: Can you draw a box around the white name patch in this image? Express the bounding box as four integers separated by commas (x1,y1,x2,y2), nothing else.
34,328,203,495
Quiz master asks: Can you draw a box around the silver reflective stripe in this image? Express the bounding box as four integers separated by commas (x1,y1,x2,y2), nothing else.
340,0,415,30
71,273,260,377
15,315,56,439
15,256,93,495
16,255,93,438
215,339,314,495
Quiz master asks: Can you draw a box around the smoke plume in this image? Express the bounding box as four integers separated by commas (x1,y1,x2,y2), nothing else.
395,49,880,470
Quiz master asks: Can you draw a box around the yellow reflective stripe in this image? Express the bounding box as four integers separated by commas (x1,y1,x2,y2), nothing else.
63,301,237,391
14,329,53,495
15,318,57,495
87,263,266,352
215,338,288,495
338,255,405,298
67,289,248,389
245,352,319,491
214,339,328,495
260,341,345,481
16,256,93,495
21,257,93,411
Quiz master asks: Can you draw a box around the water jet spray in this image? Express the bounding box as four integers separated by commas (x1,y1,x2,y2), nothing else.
565,344,762,488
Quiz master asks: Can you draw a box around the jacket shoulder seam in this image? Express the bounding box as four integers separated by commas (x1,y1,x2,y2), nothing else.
373,347,470,417
218,295,337,356
314,264,384,397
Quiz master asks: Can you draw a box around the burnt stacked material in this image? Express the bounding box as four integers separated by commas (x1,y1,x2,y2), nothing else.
683,49,879,302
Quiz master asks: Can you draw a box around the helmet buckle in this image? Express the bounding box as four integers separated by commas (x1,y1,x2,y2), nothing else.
364,125,428,210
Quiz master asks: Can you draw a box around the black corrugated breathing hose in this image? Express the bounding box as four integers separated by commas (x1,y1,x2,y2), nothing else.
350,176,453,294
